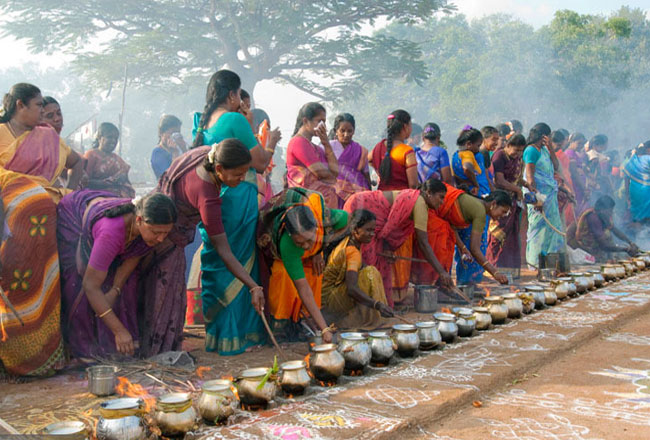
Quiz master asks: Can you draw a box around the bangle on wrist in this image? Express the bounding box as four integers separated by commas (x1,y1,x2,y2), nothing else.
97,308,113,319
111,286,121,296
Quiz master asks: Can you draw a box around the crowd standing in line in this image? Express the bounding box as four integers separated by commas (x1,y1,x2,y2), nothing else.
0,71,647,377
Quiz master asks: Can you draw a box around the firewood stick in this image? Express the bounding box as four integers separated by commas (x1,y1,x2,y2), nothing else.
259,310,288,361
394,315,415,325
378,252,428,263
0,417,19,434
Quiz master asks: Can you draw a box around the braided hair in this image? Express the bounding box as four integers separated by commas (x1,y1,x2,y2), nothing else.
293,102,326,136
0,83,41,123
379,109,411,184
192,70,241,149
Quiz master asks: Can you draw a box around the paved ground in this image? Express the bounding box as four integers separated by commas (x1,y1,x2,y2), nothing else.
1,270,649,439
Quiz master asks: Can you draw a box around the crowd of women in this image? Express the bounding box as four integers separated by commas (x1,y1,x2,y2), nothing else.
1,69,648,378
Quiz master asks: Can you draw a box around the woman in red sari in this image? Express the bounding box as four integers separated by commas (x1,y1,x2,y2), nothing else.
343,179,451,306
84,122,135,198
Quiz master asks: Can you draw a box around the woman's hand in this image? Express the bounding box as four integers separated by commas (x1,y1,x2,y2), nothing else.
115,329,135,356
250,286,265,315
470,187,478,196
267,128,282,151
438,272,453,287
312,253,325,276
322,330,333,343
461,247,473,262
494,271,509,285
315,122,329,145
378,303,394,318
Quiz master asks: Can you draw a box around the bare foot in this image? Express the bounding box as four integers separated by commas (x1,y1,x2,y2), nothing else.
244,344,264,353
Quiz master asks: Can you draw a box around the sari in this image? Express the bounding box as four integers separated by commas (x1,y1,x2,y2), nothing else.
327,140,370,201
571,208,614,262
414,145,450,183
412,184,467,285
564,149,588,215
523,146,566,267
369,140,416,191
84,149,136,199
555,149,576,225
287,136,342,209
452,151,490,284
0,123,71,202
322,237,387,330
57,190,151,358
343,189,420,306
0,169,64,376
193,112,266,355
623,154,650,222
486,150,522,269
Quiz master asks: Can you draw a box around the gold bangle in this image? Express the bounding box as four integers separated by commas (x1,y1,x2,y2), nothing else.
111,286,121,296
97,308,113,319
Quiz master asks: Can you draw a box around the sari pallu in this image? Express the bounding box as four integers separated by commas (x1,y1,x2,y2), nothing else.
84,149,136,199
623,155,650,222
0,171,64,376
57,190,151,358
328,140,370,202
343,189,420,307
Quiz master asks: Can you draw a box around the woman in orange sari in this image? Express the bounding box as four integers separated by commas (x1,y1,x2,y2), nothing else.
343,179,452,306
0,83,83,201
259,188,348,343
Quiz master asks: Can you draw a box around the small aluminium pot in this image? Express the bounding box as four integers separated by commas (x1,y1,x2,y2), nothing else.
338,332,372,372
485,296,508,324
524,285,546,308
237,368,278,407
502,293,523,319
154,392,197,437
87,365,118,397
473,307,492,330
543,287,558,306
569,273,589,294
587,270,605,288
96,398,146,440
279,360,311,395
392,324,420,356
368,331,395,364
199,379,239,424
44,421,88,439
550,279,571,300
415,321,441,350
455,310,476,337
601,264,618,281
310,343,345,383
433,313,458,343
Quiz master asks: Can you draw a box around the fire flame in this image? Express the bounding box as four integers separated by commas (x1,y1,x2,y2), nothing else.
318,379,337,387
195,366,211,378
0,301,8,342
485,287,491,297
304,354,315,379
347,369,363,377
116,377,155,412
440,307,452,314
221,375,239,400
82,409,93,418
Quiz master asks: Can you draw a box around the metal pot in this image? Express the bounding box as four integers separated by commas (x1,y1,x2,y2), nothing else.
44,421,88,439
96,398,146,440
543,287,557,305
485,296,508,324
87,365,118,397
619,261,635,276
550,279,570,300
414,285,438,313
587,270,605,288
392,324,420,356
455,309,476,337
368,331,395,364
415,321,441,350
633,258,646,271
198,379,238,424
338,332,371,371
601,264,618,281
310,343,345,383
433,313,458,343
518,292,535,314
524,285,546,308
569,273,589,293
237,368,277,407
279,360,311,395
473,307,492,330
582,272,596,290
502,293,523,319
154,393,197,437
614,264,627,278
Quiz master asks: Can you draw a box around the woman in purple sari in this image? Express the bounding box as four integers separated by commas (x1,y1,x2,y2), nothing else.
57,191,176,358
326,113,371,200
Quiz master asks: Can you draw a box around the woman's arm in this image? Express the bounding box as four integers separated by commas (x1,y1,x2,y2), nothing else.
82,266,135,355
65,150,84,190
105,256,142,307
525,163,537,191
463,164,480,190
316,127,339,178
344,270,393,317
293,278,331,340
495,172,523,199
415,229,452,286
406,164,419,188
440,166,454,186
250,145,274,174
468,229,508,284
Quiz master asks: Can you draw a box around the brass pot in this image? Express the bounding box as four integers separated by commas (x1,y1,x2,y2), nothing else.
485,296,508,324
310,343,345,383
633,258,646,271
338,332,372,371
518,292,535,314
237,368,277,407
619,261,635,276
433,313,458,343
525,285,546,307
473,307,492,330
44,421,88,439
550,279,570,299
198,379,238,424
416,321,442,350
96,398,146,440
392,324,420,356
279,360,311,395
601,264,618,281
568,273,589,293
543,287,557,305
614,264,627,278
368,331,395,363
502,293,523,319
587,270,605,288
154,393,197,437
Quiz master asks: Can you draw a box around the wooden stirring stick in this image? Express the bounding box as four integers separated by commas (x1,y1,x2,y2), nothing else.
394,315,415,325
258,310,288,361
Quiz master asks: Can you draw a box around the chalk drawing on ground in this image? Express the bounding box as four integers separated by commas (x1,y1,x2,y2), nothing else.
527,311,614,328
604,332,650,346
487,338,547,351
508,329,578,341
360,384,441,409
478,413,603,440
590,366,650,409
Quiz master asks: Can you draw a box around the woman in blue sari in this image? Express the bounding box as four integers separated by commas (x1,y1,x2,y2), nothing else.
192,70,279,355
523,123,566,271
624,140,650,224
451,126,492,285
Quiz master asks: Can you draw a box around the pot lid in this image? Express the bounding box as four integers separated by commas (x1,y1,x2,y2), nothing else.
157,392,191,405
101,397,142,411
339,332,366,341
392,324,417,331
368,331,390,338
415,321,437,328
202,379,232,392
524,285,543,291
312,343,337,352
280,360,307,370
44,421,86,435
240,367,270,379
484,296,503,302
502,293,517,299
433,312,456,321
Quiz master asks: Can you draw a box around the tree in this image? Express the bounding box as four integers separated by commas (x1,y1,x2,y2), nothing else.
0,0,455,100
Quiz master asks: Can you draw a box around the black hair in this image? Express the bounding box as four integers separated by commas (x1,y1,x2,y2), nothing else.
456,127,483,147
484,190,512,207
420,178,448,196
590,134,609,148
0,83,41,123
481,126,498,139
42,96,59,107
350,209,376,230
158,114,182,138
422,122,441,142
202,138,252,173
595,195,616,211
193,69,241,149
285,205,317,235
569,132,586,144
92,122,119,149
496,123,511,137
558,128,570,138
411,123,423,136
104,193,177,225
379,109,411,184
510,119,523,133
531,122,551,136
293,102,326,136
252,108,271,132
330,112,356,139
507,134,527,148
240,89,250,101
551,130,566,145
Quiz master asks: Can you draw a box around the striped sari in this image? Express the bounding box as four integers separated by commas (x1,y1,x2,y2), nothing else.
0,169,64,376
